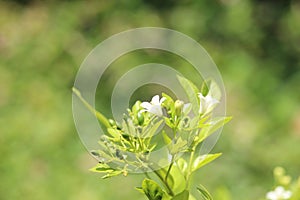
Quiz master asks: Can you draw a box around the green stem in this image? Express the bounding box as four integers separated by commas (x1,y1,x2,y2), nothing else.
165,127,178,183
144,172,151,179
153,170,175,196
165,158,174,183
139,157,174,196
186,146,196,189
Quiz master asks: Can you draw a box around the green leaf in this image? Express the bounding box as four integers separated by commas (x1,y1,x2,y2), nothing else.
177,75,200,115
90,163,123,179
170,137,188,155
162,130,172,145
197,185,213,200
90,163,113,173
135,186,144,194
182,103,192,116
167,164,187,193
164,117,175,129
143,119,164,138
132,100,142,113
196,116,232,144
172,190,189,200
192,153,222,172
162,92,174,102
101,170,122,179
188,195,197,200
155,168,175,190
142,179,165,200
201,80,210,97
127,118,136,136
176,158,188,177
72,87,111,128
107,128,121,139
162,93,175,110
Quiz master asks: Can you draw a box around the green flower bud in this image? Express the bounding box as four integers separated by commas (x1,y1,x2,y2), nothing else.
123,170,128,177
137,112,144,125
281,175,291,185
274,166,285,177
175,100,184,116
132,100,142,113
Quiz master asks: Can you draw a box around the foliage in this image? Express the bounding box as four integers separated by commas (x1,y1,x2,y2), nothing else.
74,76,231,199
264,167,300,200
1,0,299,199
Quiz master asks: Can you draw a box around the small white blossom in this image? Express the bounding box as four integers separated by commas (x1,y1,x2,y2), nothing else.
141,95,166,116
266,186,292,200
198,93,219,115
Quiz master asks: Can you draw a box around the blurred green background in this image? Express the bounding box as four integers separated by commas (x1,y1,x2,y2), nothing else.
1,0,300,199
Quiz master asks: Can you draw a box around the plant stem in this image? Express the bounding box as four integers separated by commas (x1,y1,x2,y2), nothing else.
144,172,151,179
165,159,174,183
140,157,175,196
186,146,196,189
165,125,179,183
153,170,174,196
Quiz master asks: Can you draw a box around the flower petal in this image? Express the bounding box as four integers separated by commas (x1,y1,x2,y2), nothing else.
159,97,166,104
266,191,277,200
149,105,163,116
283,191,292,198
140,102,152,110
151,95,160,105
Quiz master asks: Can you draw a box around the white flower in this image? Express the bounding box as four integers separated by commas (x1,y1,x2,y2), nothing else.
141,95,166,116
266,186,292,200
198,93,219,115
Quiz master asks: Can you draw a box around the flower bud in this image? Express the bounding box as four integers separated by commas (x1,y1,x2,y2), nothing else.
132,100,142,113
274,166,285,177
137,112,144,125
175,100,184,116
123,170,128,177
281,175,291,185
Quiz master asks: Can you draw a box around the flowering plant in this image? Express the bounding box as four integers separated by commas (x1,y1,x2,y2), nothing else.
73,75,231,200
265,167,300,200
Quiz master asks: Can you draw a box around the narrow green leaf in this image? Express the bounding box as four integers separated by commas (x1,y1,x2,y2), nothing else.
201,80,210,97
101,170,122,179
182,103,192,116
192,153,222,172
172,190,189,200
143,119,164,138
89,163,113,173
127,118,136,136
177,75,200,115
176,158,188,177
196,116,232,144
162,93,175,105
168,164,187,193
90,163,123,179
197,185,213,200
164,117,175,129
169,137,187,155
135,187,144,194
107,128,121,139
162,130,172,145
72,87,111,128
